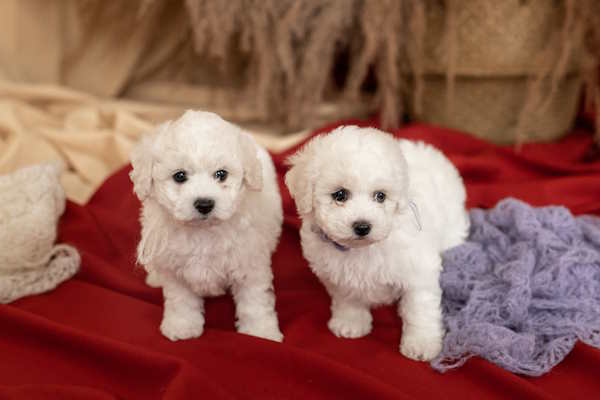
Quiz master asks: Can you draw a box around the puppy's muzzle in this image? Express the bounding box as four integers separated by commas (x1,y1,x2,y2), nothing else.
194,198,215,215
352,221,371,237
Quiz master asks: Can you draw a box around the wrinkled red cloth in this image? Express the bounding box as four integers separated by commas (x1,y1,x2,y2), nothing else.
2,121,600,399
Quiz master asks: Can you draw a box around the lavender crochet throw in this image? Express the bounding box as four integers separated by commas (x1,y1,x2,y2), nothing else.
431,198,600,376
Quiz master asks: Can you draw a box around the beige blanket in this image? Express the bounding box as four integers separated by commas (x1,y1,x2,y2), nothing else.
0,81,307,204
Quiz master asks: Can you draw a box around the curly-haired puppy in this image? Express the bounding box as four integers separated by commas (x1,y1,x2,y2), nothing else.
285,126,469,360
130,110,283,342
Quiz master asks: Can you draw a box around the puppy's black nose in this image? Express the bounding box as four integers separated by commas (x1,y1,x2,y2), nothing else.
194,198,215,215
352,221,371,237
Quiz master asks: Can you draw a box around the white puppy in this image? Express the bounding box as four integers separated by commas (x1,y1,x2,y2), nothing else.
130,110,283,342
285,126,469,360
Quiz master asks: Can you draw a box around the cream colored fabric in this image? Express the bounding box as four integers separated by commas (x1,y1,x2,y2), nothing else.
0,81,308,204
0,0,177,98
0,81,177,203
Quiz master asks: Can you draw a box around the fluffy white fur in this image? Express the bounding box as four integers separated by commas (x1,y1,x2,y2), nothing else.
285,126,469,360
130,110,283,342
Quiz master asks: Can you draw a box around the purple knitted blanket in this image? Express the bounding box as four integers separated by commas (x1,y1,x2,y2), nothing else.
431,198,600,376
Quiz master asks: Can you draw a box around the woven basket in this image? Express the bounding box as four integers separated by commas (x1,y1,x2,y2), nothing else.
405,0,584,144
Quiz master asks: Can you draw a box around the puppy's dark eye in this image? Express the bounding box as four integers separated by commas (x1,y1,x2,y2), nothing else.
331,188,349,203
214,169,228,182
374,191,386,203
172,170,187,183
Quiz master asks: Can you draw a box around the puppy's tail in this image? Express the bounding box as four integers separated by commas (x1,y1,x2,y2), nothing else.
441,209,470,251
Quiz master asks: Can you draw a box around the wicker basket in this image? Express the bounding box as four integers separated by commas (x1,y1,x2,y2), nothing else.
405,0,584,144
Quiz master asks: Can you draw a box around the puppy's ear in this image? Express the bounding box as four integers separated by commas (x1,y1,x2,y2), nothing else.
285,140,318,215
239,133,263,191
394,143,410,214
129,131,158,201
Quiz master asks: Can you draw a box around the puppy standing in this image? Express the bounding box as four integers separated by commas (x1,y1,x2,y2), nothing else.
130,110,283,342
285,126,469,360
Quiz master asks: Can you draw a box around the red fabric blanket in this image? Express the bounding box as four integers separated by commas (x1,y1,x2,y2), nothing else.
2,121,600,399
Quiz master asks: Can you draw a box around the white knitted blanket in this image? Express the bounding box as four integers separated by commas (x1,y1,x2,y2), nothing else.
0,164,80,303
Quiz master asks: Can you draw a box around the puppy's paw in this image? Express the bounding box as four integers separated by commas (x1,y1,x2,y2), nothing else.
160,312,204,341
328,309,372,339
400,330,443,361
237,317,284,342
145,271,162,288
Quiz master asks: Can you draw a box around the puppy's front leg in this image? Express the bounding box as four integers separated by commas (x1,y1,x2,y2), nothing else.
231,278,283,342
327,285,373,338
160,278,205,341
398,281,444,361
144,264,162,288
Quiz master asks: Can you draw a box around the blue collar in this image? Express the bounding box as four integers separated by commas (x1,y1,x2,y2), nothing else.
311,225,349,252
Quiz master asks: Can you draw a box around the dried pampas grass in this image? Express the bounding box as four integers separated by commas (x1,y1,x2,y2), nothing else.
76,0,600,141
